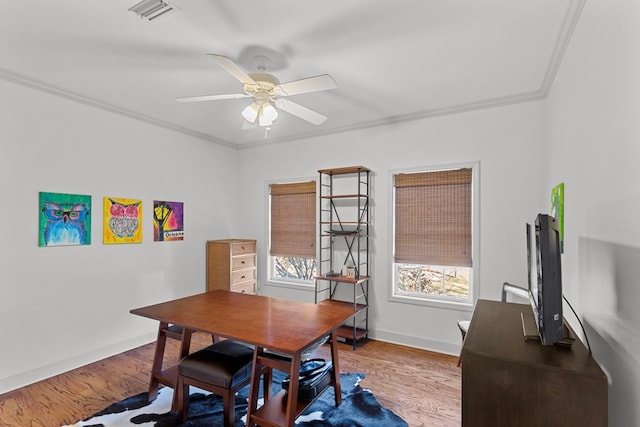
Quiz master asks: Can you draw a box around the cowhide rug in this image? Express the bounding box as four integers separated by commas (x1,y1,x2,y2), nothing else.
62,371,408,426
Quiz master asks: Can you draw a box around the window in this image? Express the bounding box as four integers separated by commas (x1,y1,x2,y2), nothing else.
392,165,477,305
269,181,317,282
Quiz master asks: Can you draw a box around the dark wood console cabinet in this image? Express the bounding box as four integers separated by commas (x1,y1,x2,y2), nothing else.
461,299,607,426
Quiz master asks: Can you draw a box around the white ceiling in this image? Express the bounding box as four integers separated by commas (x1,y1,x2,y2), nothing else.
1,0,584,148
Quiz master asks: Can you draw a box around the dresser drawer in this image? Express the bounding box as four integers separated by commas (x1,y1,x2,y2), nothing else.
231,268,256,284
231,281,256,294
231,241,256,255
232,254,256,270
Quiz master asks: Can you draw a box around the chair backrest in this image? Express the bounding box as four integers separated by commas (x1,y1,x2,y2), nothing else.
502,282,528,303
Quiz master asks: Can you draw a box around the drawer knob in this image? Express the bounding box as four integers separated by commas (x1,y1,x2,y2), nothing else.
241,260,246,264
241,275,246,279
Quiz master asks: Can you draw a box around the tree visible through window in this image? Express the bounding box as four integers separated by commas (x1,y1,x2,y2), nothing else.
273,256,316,281
270,181,317,282
393,166,475,303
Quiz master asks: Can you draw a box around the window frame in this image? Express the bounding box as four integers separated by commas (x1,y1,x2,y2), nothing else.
389,162,480,310
265,177,318,289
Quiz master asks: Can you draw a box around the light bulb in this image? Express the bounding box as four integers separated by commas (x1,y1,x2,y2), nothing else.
241,102,260,123
259,102,278,126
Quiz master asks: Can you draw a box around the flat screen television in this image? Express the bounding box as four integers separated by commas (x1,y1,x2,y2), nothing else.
526,214,564,345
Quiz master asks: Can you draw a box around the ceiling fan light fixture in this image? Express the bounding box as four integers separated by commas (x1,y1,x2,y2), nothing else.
128,0,180,21
259,102,278,127
241,102,260,123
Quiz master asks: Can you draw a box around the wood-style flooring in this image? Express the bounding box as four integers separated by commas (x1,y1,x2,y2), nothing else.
0,333,461,426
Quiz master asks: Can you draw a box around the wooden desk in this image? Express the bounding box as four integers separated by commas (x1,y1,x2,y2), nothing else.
461,299,607,426
130,290,361,427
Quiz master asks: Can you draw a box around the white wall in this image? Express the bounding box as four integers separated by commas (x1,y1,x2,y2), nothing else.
8,3,634,404
545,1,640,424
0,79,240,394
237,101,546,354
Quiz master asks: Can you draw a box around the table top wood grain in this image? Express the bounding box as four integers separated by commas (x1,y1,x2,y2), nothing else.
130,290,360,355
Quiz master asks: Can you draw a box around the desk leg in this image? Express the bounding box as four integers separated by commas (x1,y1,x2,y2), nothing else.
170,328,192,413
285,352,302,427
148,322,193,406
247,348,263,427
329,330,342,406
147,322,169,402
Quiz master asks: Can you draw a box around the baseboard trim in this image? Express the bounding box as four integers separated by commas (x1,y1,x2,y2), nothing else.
370,329,461,357
0,332,156,395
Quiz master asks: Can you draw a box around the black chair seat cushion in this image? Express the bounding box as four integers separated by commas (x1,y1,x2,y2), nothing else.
179,340,254,389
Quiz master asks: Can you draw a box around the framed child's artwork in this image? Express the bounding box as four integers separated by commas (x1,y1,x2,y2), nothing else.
39,192,92,247
551,183,564,253
103,197,143,244
153,200,184,241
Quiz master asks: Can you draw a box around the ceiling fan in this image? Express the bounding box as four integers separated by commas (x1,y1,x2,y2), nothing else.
176,54,337,127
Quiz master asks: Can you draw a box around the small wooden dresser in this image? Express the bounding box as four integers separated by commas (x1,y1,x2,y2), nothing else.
206,239,257,294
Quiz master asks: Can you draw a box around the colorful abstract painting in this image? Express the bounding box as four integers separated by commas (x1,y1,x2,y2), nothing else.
39,192,91,247
551,182,564,253
103,197,143,244
153,200,184,242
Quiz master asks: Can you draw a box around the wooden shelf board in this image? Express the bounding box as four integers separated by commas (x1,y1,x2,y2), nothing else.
251,385,333,427
320,194,368,199
337,325,368,341
317,299,367,312
320,221,368,225
314,275,370,284
321,234,368,238
318,166,370,175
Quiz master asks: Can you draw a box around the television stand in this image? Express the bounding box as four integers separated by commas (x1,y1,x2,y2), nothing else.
520,310,575,347
462,300,607,426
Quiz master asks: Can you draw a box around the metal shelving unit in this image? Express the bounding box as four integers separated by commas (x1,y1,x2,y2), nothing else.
314,165,370,349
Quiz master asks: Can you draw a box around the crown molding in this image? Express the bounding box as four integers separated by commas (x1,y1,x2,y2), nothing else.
539,0,587,97
0,67,236,149
238,89,547,150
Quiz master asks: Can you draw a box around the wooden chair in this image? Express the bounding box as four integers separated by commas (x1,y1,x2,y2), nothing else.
175,339,271,427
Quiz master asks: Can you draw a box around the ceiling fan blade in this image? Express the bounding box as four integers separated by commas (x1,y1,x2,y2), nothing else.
275,74,337,96
275,99,327,125
207,54,256,85
176,93,251,102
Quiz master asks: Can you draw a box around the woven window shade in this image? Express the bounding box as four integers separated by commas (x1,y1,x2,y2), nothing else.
394,168,472,267
270,181,316,258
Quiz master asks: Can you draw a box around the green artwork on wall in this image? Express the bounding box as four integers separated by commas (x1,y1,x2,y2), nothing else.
551,183,564,253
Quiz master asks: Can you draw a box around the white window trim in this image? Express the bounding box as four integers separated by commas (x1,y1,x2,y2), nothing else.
263,176,318,288
388,161,480,311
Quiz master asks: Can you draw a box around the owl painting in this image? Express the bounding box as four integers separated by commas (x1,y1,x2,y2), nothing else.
39,192,92,247
104,197,142,244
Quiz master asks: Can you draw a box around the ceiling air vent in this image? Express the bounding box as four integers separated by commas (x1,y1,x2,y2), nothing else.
128,0,180,22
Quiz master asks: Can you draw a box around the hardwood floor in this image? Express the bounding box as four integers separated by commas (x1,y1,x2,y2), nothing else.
0,334,461,426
